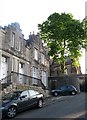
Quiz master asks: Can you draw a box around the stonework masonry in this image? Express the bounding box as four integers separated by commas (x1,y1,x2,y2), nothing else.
0,22,50,88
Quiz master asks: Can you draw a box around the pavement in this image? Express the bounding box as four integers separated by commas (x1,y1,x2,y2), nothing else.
43,95,66,106
43,93,81,106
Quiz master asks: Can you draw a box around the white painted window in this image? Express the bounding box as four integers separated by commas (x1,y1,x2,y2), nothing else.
42,71,47,86
32,67,38,85
12,32,15,47
19,62,24,84
34,48,38,60
1,56,8,83
33,67,38,78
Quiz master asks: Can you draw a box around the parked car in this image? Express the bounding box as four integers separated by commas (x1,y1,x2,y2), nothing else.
0,90,44,118
51,85,77,96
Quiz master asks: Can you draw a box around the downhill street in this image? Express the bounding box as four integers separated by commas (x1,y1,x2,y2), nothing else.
11,92,86,119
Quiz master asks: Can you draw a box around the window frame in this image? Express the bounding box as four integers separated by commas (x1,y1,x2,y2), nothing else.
11,32,15,48
42,70,47,86
33,67,38,78
34,48,38,61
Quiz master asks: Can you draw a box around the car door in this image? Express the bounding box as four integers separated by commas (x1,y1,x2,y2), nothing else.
60,86,68,95
28,90,38,107
64,86,70,95
67,86,73,94
17,90,30,111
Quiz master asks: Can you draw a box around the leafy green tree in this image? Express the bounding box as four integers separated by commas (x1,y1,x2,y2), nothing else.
83,17,87,45
38,13,85,73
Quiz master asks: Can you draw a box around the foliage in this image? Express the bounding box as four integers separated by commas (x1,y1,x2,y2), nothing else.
38,13,86,73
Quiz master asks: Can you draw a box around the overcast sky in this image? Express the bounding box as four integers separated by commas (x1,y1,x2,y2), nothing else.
0,0,86,39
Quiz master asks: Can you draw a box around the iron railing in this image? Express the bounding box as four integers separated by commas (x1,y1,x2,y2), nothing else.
0,72,47,90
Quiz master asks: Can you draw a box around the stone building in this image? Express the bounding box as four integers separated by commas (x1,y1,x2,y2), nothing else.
0,22,50,90
26,32,49,87
50,58,81,77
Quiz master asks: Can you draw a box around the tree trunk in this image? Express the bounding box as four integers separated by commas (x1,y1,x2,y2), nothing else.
61,62,65,73
60,39,66,74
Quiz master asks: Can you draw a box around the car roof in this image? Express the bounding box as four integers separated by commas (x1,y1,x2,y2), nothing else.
11,89,39,94
13,89,37,93
59,85,75,88
15,90,23,92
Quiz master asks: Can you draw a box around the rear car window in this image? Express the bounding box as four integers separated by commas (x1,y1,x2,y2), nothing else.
28,90,36,96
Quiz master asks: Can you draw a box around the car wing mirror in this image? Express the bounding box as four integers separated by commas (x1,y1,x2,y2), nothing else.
20,95,27,100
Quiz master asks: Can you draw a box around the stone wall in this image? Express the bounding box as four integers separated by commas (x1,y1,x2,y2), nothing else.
48,75,81,93
0,22,50,88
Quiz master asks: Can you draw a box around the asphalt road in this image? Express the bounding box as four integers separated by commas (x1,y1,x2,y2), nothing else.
12,92,86,119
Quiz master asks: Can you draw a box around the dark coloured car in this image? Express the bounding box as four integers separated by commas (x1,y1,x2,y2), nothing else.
0,90,44,118
51,85,77,96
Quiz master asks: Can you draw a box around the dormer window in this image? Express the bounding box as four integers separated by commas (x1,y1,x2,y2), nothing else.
34,48,38,61
12,32,15,47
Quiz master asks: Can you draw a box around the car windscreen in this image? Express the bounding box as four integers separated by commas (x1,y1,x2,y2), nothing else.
2,92,20,100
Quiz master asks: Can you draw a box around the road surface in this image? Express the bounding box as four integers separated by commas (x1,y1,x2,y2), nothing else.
12,92,86,119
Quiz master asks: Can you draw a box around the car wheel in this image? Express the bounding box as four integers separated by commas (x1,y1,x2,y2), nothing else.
38,99,43,108
71,91,76,95
7,106,17,118
54,92,58,96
